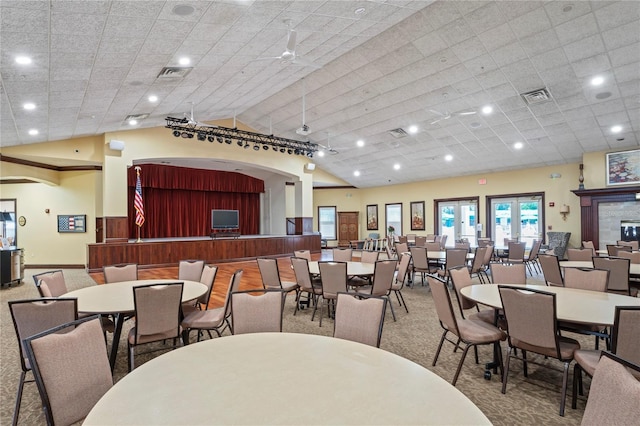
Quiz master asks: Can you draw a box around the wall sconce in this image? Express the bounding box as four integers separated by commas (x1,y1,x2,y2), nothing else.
560,205,570,221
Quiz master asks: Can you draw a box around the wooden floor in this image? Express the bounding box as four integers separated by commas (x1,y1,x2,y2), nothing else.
89,252,331,310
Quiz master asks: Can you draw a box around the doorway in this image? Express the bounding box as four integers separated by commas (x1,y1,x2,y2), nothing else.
338,211,359,247
436,199,478,247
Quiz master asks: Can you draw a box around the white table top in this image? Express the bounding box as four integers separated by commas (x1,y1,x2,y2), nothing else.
308,260,375,276
84,333,490,425
427,251,474,261
559,260,640,276
461,284,640,326
64,279,206,315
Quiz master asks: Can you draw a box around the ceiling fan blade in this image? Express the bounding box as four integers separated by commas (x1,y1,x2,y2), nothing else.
255,56,283,61
430,119,442,125
458,111,477,116
291,56,322,69
286,29,297,52
428,109,446,117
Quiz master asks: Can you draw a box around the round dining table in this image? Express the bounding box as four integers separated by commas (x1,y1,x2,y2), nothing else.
65,279,206,370
460,284,640,326
84,332,491,425
308,260,375,277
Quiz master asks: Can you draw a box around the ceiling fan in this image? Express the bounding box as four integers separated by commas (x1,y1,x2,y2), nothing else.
429,109,476,125
256,20,321,69
184,102,217,128
315,133,339,155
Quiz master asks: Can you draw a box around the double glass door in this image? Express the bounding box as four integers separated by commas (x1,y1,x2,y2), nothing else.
437,200,477,247
491,196,542,248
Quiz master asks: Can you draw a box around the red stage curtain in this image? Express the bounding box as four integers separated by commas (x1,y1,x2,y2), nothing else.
127,165,263,238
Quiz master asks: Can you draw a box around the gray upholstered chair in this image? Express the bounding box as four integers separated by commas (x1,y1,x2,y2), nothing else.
230,289,285,335
128,282,184,371
317,261,348,327
32,270,67,297
606,244,631,256
617,250,640,264
178,259,205,282
290,257,322,318
547,231,571,259
506,241,526,264
538,254,564,286
490,262,526,284
580,352,640,425
332,248,352,262
103,263,138,283
498,286,580,416
24,316,112,426
9,298,78,426
181,269,243,343
333,292,387,348
356,259,397,321
430,275,506,386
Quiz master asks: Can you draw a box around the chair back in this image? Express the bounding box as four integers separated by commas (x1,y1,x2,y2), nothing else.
398,235,408,244
360,250,379,264
103,263,138,283
132,283,183,343
611,306,640,364
567,248,594,261
490,262,526,284
617,240,639,251
428,276,460,336
257,257,284,289
394,253,411,288
469,247,487,274
454,242,470,251
617,250,640,264
498,286,561,358
563,267,608,292
607,244,632,256
178,259,205,282
231,289,285,335
507,242,526,263
482,245,494,268
582,240,596,255
477,238,493,247
24,316,112,426
425,241,441,251
414,236,427,247
318,261,348,298
370,260,397,296
385,242,395,260
394,242,409,256
426,234,436,241
593,256,630,294
9,298,78,372
333,292,386,348
449,266,476,315
293,249,311,260
332,248,352,262
439,234,448,249
409,246,429,270
291,257,314,291
538,254,564,286
33,270,67,297
581,352,640,425
528,239,542,260
195,265,217,306
222,270,244,319
445,248,468,271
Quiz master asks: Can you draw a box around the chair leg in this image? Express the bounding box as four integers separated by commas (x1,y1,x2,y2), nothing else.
181,329,190,346
474,345,479,364
501,347,513,394
572,363,582,409
560,361,569,416
386,296,396,321
397,290,409,313
432,330,448,367
293,290,301,316
319,299,324,327
452,344,472,386
522,349,528,377
128,345,135,372
12,371,26,426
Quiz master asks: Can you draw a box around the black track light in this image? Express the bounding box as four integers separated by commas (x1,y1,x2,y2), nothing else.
207,136,215,142
262,145,269,150
172,130,181,137
244,143,250,149
197,133,206,141
237,141,243,147
287,149,293,155
225,138,232,144
253,145,260,151
181,132,191,138
217,137,223,143
280,148,286,153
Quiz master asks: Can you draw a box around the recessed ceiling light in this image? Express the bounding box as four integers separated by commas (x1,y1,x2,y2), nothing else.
393,164,400,170
15,56,32,65
353,170,361,177
407,125,418,134
591,76,604,86
23,103,36,110
129,119,138,126
148,95,158,102
562,4,573,13
514,142,524,149
178,57,191,66
354,7,366,15
595,92,612,100
356,139,365,147
317,151,325,157
172,4,195,16
481,105,493,114
28,129,39,135
611,125,622,133
445,154,453,162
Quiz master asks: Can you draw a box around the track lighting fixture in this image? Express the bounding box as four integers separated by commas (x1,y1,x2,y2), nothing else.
164,116,318,157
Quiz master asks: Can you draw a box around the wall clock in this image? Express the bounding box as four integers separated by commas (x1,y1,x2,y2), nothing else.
18,216,26,226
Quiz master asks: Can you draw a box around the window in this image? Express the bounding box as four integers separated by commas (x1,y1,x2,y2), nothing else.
435,198,479,247
318,206,337,240
385,203,403,236
487,193,544,248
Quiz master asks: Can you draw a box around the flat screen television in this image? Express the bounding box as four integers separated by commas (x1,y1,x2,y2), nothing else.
211,209,239,230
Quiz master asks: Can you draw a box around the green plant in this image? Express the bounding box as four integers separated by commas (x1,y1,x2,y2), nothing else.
388,225,395,233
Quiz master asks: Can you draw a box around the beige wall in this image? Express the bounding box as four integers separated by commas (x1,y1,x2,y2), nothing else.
314,163,584,248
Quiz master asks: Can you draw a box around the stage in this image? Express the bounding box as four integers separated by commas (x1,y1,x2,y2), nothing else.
86,234,321,272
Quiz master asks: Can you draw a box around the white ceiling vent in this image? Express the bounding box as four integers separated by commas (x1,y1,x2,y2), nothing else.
125,113,149,121
520,88,552,105
157,67,193,79
388,128,408,138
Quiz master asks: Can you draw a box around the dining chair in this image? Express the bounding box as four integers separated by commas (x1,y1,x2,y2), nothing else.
103,263,138,283
468,246,488,283
257,257,299,300
617,240,639,250
230,289,285,334
454,242,470,251
567,248,594,261
391,253,411,313
579,352,640,425
449,266,500,326
477,238,493,248
8,298,78,426
332,248,352,262
181,269,243,343
429,276,506,386
333,292,387,348
439,234,448,249
360,250,379,264
385,241,396,260
182,265,218,316
317,261,348,327
506,241,526,264
582,240,596,256
24,316,113,426
572,306,640,409
409,246,432,286
617,250,640,264
128,282,184,371
414,236,427,247
32,270,67,297
490,262,526,284
436,248,468,285
607,244,632,256
290,257,322,317
524,239,542,275
480,245,494,281
394,242,409,257
397,235,408,244
356,259,398,321
538,254,564,286
178,259,205,282
498,285,580,416
592,256,633,296
424,241,441,252
293,249,311,261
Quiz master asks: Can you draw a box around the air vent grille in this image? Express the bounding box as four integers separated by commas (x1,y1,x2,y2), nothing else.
520,88,552,105
157,67,193,79
388,128,408,138
125,113,149,121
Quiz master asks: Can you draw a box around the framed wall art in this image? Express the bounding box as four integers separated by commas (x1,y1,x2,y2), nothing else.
58,214,86,233
606,149,640,186
410,201,425,230
366,204,378,230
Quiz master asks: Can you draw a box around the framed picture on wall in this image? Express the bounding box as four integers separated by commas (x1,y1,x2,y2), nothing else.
58,215,86,233
366,204,378,230
606,149,640,186
410,201,425,230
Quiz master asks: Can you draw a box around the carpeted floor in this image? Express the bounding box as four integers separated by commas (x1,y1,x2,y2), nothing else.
1,266,593,425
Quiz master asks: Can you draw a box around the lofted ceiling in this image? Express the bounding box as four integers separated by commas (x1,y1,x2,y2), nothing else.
1,0,639,188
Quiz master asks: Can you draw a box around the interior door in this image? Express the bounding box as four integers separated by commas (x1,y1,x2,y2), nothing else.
491,196,542,248
338,212,359,247
437,201,478,247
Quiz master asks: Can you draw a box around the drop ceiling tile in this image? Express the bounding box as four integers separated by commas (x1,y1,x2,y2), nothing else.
519,28,561,57
594,1,640,31
563,34,606,62
570,53,611,78
437,18,475,47
601,20,640,51
425,1,462,29
50,33,101,53
477,22,518,51
554,12,599,46
51,13,107,36
614,62,640,83
0,6,49,34
489,42,528,67
508,7,551,39
610,43,640,68
544,1,593,26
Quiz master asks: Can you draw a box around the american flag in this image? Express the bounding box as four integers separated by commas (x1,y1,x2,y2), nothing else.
134,168,145,227
59,216,75,231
